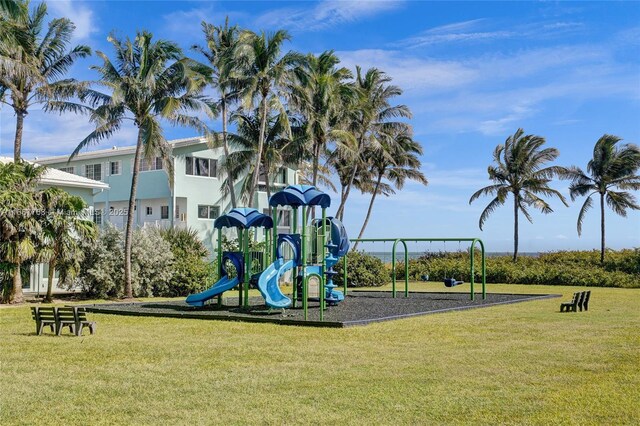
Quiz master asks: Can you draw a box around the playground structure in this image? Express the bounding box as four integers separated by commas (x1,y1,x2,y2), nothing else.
186,185,350,320
186,184,487,322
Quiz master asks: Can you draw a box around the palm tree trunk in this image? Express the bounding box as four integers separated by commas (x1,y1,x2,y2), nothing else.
335,163,359,221
248,96,268,208
513,192,519,262
13,110,25,162
45,258,55,302
600,192,605,263
221,100,237,208
353,172,383,250
11,262,24,304
124,129,144,298
265,161,272,216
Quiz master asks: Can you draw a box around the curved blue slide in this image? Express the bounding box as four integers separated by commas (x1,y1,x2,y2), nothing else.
185,276,239,307
186,252,244,307
257,257,294,309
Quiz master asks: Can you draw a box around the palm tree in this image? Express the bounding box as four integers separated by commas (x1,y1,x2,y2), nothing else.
335,66,412,220
224,108,297,209
71,31,210,298
40,188,97,302
469,128,569,261
0,160,45,303
0,0,90,161
354,129,428,247
288,51,354,188
239,29,296,207
565,135,640,263
192,18,243,208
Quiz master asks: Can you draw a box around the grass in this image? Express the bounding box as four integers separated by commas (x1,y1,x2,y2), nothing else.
1,283,639,425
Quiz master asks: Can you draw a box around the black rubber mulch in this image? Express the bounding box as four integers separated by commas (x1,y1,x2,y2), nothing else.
82,291,560,327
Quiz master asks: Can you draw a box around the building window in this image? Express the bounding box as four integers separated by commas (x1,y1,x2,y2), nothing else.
93,209,102,225
110,161,121,176
198,205,220,219
58,166,74,174
161,206,169,219
146,206,153,216
186,156,217,177
139,157,163,172
85,163,102,181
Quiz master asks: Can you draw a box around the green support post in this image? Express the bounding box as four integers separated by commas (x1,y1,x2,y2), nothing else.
243,229,250,308
320,208,326,320
301,206,307,320
343,255,348,296
272,207,278,261
217,228,223,307
292,207,298,308
237,228,243,307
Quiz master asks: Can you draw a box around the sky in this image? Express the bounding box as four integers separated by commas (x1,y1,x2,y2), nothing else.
0,0,639,252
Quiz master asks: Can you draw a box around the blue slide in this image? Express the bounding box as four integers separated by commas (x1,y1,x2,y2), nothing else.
257,257,294,309
186,252,244,307
185,276,239,307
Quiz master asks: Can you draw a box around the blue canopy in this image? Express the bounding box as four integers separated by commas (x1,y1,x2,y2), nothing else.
214,208,273,229
269,185,331,208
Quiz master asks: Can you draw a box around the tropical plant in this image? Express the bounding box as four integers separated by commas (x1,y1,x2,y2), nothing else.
354,128,428,246
565,134,640,262
40,188,97,302
69,31,210,298
238,29,296,207
0,0,20,16
334,66,412,220
0,0,91,161
193,18,243,208
0,160,45,303
159,227,212,296
225,108,298,207
469,128,569,261
288,51,354,188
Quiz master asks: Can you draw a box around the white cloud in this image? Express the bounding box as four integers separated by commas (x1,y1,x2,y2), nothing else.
397,17,584,49
556,234,568,239
256,0,404,32
48,0,95,41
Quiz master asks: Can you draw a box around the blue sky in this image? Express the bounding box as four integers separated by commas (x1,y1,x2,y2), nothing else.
1,0,639,252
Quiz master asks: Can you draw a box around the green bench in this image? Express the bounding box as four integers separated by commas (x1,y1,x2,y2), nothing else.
31,306,96,336
560,291,591,313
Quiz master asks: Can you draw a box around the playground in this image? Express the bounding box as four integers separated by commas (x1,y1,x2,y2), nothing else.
83,184,559,326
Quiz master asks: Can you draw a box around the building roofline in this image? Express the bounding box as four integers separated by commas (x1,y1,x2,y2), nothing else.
37,136,210,164
0,157,109,190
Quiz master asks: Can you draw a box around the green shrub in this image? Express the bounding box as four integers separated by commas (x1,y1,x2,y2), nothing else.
75,225,174,297
159,228,214,296
334,250,387,288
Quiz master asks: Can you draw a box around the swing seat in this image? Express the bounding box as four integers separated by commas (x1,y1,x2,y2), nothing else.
444,278,464,287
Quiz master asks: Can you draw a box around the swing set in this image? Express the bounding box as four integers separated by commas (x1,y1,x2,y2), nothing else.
345,238,486,300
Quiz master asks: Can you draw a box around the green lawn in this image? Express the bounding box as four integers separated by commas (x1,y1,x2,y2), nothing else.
1,284,639,425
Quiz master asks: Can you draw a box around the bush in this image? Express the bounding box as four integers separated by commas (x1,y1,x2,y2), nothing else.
334,250,387,288
159,228,215,296
75,225,174,297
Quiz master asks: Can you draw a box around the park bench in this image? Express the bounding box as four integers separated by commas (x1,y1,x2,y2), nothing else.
560,291,591,313
73,307,96,336
30,306,96,336
31,307,56,335
56,307,77,336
